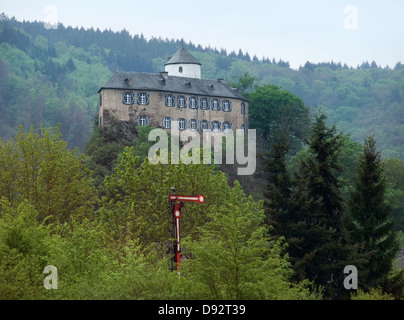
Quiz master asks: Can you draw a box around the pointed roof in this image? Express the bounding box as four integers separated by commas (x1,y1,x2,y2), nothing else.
164,47,201,66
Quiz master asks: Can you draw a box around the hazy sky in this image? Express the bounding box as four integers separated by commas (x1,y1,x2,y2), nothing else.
1,0,403,69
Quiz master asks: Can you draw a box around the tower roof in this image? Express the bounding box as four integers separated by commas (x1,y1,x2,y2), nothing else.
164,47,201,66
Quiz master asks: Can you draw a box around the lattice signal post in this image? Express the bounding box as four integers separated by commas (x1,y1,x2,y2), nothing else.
168,193,205,272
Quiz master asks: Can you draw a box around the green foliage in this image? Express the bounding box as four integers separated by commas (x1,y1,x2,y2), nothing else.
350,287,394,300
84,118,138,187
383,158,404,230
249,84,310,154
1,15,404,301
347,136,401,291
0,200,49,299
97,148,230,251
0,125,96,225
284,111,354,298
181,182,319,300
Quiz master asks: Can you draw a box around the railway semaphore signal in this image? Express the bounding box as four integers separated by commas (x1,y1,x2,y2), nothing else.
168,191,205,272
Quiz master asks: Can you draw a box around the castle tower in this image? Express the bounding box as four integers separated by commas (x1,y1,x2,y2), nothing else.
164,47,202,79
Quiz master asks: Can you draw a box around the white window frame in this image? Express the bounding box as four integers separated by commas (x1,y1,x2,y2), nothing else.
124,92,131,105
178,96,185,108
139,93,147,105
178,118,185,131
190,97,196,109
139,116,147,127
212,99,219,111
212,121,220,132
163,117,171,129
223,122,231,133
223,100,230,112
190,119,197,131
167,95,173,107
201,98,208,110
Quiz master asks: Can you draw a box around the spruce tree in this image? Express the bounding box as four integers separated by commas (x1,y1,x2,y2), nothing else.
291,111,352,298
347,136,400,291
263,133,292,239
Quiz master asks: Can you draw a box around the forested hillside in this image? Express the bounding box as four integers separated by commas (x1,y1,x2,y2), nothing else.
0,15,403,159
1,14,404,301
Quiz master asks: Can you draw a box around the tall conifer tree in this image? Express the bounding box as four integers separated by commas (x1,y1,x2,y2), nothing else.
291,111,352,298
347,136,400,291
264,133,292,239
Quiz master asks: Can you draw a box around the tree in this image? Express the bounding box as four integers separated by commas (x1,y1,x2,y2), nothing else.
0,125,96,225
248,84,310,154
383,158,404,231
347,136,401,292
229,71,257,96
263,132,294,242
290,111,354,299
181,181,319,300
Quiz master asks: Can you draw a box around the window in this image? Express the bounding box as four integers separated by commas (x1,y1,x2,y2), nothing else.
166,94,174,107
241,124,247,135
223,122,231,133
201,120,209,131
178,118,185,131
212,121,220,132
189,97,197,109
139,116,147,127
241,102,246,114
123,92,132,105
179,66,183,73
178,96,186,108
223,100,230,112
200,98,208,110
138,93,147,105
163,117,172,129
190,119,197,131
99,94,102,107
212,99,219,111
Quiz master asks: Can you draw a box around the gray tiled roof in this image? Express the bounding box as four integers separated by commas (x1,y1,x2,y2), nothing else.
98,71,248,101
164,47,201,65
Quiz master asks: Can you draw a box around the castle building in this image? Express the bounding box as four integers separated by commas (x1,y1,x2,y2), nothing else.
98,47,248,134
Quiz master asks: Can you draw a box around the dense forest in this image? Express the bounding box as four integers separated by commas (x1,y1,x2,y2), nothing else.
1,15,404,301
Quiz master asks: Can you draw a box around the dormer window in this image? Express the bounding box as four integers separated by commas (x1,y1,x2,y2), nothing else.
209,84,215,90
